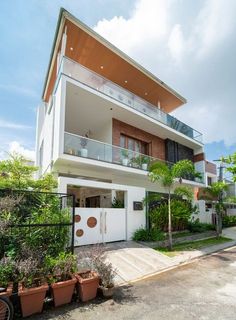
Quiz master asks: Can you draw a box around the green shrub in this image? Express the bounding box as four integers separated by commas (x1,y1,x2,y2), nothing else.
222,215,236,228
45,252,78,283
132,228,165,242
187,220,215,233
149,199,192,232
0,257,15,288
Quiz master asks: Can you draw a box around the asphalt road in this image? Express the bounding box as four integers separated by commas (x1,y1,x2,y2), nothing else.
31,246,236,320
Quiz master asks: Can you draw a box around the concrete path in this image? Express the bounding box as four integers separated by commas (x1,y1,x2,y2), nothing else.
104,227,236,285
104,241,172,284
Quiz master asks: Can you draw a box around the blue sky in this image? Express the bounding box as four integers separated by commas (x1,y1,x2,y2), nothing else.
0,0,235,162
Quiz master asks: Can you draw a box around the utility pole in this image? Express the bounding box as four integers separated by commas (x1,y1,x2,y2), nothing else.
213,159,225,235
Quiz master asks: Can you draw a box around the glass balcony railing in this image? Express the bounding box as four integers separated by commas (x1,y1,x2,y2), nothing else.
60,57,203,143
64,132,204,183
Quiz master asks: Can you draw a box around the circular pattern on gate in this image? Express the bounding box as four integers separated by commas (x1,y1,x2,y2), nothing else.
76,229,84,237
87,217,97,228
75,215,81,223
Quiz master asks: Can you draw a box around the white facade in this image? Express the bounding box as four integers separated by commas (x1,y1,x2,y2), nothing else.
35,15,206,246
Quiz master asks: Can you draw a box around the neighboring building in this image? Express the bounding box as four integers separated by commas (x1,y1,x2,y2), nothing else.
205,160,217,186
35,9,206,246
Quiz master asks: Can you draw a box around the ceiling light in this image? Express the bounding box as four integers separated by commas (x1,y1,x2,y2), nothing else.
70,47,73,51
145,92,148,95
100,65,104,69
125,80,128,83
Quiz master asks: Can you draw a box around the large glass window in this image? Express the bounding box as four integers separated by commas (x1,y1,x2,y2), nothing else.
120,134,148,155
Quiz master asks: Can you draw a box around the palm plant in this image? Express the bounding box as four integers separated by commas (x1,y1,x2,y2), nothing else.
148,159,201,250
203,181,228,236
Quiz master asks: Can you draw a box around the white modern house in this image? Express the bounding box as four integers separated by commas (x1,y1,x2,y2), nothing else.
35,9,206,246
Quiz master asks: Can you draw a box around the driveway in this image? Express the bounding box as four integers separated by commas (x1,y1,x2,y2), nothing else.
31,246,236,320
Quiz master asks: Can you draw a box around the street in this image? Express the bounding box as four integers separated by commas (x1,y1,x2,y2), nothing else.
31,246,236,320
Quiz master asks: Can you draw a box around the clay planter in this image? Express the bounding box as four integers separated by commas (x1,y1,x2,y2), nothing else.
18,281,48,318
99,285,115,298
76,271,99,302
51,276,77,307
0,282,13,297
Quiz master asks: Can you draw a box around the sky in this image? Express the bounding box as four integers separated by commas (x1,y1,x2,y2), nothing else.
0,0,236,162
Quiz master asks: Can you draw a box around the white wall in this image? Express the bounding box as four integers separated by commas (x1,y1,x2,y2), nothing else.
58,176,146,241
192,200,213,224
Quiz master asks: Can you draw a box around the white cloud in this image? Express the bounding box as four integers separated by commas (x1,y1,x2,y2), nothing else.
0,141,35,161
93,0,236,147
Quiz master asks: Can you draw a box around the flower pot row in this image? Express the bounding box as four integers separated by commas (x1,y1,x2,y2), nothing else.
2,271,100,318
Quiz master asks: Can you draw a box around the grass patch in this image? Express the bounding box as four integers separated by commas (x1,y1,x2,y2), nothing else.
156,236,232,257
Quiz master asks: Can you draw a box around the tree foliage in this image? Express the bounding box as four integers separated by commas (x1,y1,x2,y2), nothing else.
222,152,236,182
0,153,57,191
148,159,199,249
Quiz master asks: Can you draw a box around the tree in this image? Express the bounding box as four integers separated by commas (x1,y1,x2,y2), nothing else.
148,159,200,250
203,181,228,236
222,152,236,182
0,153,57,191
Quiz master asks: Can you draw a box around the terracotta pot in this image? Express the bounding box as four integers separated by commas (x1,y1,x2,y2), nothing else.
51,276,77,307
76,271,99,302
0,282,13,297
99,285,115,298
18,281,48,318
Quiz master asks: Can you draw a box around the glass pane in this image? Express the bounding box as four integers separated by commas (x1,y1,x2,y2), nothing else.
120,135,125,148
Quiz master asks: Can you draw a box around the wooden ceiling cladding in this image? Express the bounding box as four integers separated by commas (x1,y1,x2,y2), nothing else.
45,18,184,112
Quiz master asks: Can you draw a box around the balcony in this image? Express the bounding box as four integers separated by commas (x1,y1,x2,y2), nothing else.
64,132,204,183
60,57,203,143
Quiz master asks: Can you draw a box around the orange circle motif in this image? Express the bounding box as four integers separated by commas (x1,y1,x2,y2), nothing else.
87,217,97,228
75,215,81,223
76,229,84,237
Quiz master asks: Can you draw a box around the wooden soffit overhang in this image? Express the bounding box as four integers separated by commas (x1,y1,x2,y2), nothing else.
43,9,186,113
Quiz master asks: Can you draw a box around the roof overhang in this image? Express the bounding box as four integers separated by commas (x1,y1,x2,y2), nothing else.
42,8,187,113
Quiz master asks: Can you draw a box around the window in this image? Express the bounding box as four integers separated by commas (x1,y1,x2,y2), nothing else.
120,134,148,155
207,176,212,186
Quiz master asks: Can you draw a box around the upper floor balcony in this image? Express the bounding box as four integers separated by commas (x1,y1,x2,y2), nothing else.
59,57,203,144
64,132,204,184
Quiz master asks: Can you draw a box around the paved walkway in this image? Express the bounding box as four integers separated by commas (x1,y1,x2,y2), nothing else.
104,227,236,285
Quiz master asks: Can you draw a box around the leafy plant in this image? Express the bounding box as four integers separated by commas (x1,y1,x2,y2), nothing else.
0,257,16,288
112,197,124,208
148,159,199,250
132,228,165,242
149,199,193,232
0,153,57,191
222,153,236,182
96,260,116,288
16,257,42,288
45,252,78,283
187,220,216,233
222,215,236,228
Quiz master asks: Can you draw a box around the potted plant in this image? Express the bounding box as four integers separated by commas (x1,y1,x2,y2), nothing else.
80,135,88,157
96,260,116,298
141,156,149,170
46,252,77,307
17,257,48,318
75,270,99,302
121,149,129,166
0,257,14,298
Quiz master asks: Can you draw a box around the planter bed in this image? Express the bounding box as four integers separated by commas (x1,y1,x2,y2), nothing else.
139,231,217,249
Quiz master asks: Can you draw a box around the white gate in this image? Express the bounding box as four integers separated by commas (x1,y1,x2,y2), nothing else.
74,208,126,246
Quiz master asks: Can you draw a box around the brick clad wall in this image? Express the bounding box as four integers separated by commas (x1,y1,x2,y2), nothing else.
112,118,165,160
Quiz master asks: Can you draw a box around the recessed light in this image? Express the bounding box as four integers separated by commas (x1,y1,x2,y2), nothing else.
70,47,73,51
100,65,104,69
125,80,128,83
145,92,148,96
110,108,113,111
